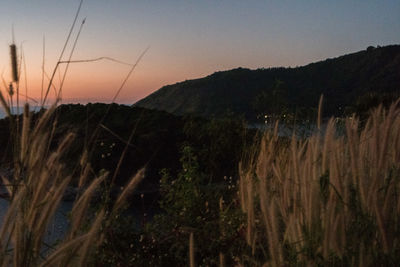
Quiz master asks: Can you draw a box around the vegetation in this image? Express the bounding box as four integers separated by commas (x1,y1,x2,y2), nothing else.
0,104,251,195
0,2,148,265
90,99,400,266
0,103,253,266
136,45,400,121
96,145,247,266
0,101,145,266
0,2,399,265
2,76,400,266
240,101,400,266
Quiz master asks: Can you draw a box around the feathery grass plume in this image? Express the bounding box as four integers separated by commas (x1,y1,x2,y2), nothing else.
112,168,145,213
0,90,11,118
238,164,255,250
0,2,148,266
10,44,18,83
317,94,323,130
67,174,107,239
76,209,105,266
0,40,145,267
7,83,14,112
78,161,91,188
0,175,12,197
0,102,144,266
38,234,89,267
240,99,400,266
219,252,225,267
20,103,31,163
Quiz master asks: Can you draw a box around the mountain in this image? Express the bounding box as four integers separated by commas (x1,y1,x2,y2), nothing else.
135,45,400,121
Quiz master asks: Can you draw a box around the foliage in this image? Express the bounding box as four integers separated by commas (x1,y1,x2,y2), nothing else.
96,145,248,266
136,45,400,121
252,79,288,117
0,102,145,266
0,104,254,194
0,104,185,189
183,114,252,182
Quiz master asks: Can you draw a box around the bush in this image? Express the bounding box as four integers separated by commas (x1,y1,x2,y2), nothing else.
97,145,247,266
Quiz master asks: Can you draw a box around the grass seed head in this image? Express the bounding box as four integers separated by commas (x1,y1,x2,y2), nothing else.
10,44,18,83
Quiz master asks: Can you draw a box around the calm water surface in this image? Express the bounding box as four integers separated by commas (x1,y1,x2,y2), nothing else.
0,188,73,248
0,106,43,119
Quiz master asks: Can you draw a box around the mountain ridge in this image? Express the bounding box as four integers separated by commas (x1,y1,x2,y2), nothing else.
135,45,400,121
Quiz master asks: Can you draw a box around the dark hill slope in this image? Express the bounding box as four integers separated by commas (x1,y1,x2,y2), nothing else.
135,45,400,120
0,104,251,192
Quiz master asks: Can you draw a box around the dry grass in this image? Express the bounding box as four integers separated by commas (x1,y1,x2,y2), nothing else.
0,100,144,266
0,2,146,264
240,100,400,266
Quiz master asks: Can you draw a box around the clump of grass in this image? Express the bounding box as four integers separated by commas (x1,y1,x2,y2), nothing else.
240,100,400,266
0,1,146,265
0,99,144,266
9,44,19,83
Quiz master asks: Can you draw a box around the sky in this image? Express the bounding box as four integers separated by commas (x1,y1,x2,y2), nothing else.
0,0,399,105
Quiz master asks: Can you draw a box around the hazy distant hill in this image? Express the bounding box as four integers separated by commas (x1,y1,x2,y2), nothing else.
135,45,400,121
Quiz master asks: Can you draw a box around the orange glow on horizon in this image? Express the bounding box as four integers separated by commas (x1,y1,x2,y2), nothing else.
0,1,398,106
1,60,198,105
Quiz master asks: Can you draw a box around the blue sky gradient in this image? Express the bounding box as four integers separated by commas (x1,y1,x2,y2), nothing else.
0,0,399,103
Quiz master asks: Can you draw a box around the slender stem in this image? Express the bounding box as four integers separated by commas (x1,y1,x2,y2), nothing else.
40,36,45,105
42,0,84,106
111,46,149,104
59,56,134,66
22,49,28,103
57,18,86,103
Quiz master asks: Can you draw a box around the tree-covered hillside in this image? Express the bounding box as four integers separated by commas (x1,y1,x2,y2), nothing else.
135,45,400,121
0,104,252,194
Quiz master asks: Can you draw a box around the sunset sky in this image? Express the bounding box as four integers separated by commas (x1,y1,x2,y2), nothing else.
0,0,399,105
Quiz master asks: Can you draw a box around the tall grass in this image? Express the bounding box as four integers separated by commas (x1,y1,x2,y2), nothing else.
0,100,144,266
240,101,400,266
0,1,146,265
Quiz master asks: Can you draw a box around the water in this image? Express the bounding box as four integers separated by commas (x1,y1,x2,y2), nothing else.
0,106,43,119
0,198,8,221
249,122,320,137
0,187,73,250
0,104,68,247
0,105,70,248
249,120,347,138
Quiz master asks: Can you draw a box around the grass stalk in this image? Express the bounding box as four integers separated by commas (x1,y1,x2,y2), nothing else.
240,100,400,265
